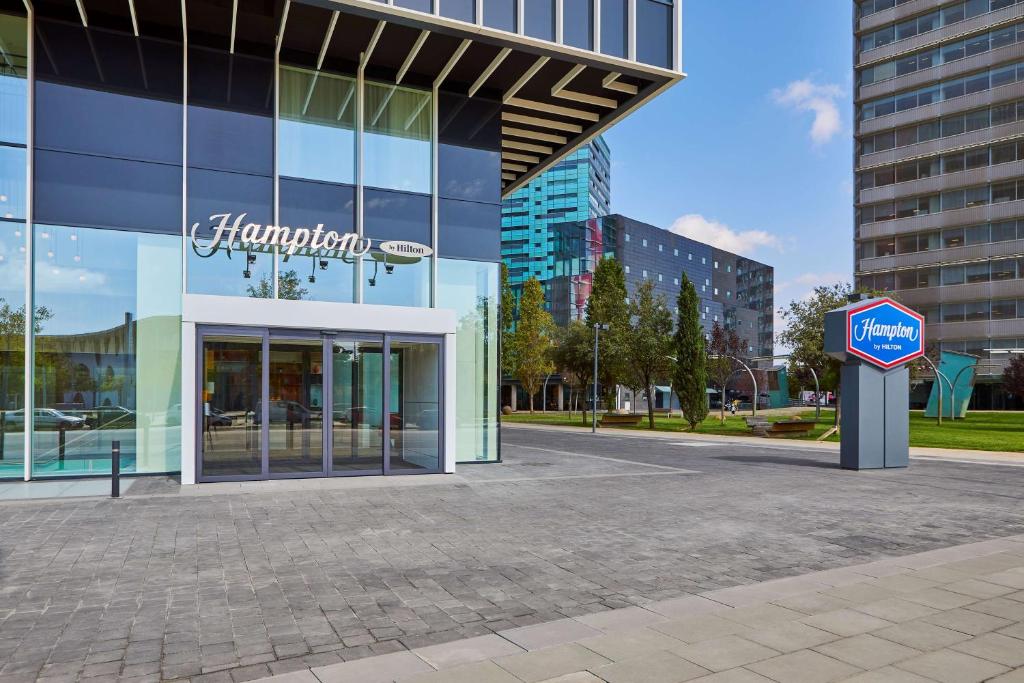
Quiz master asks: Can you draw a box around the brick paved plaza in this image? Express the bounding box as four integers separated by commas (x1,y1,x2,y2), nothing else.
1,425,1023,682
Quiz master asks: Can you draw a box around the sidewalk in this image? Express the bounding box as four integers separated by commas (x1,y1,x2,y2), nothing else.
502,422,1024,467
252,535,1024,683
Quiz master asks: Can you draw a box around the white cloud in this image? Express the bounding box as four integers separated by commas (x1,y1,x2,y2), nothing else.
771,78,844,145
776,271,849,298
667,214,782,257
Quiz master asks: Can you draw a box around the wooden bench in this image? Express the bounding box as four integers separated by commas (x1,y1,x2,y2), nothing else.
764,420,815,438
599,414,643,427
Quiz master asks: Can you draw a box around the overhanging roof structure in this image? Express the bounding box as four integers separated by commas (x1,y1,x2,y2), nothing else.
15,0,685,196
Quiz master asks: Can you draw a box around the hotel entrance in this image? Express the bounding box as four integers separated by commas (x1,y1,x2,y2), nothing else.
197,327,442,481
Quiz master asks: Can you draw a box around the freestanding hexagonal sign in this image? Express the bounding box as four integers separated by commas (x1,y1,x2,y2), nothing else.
846,298,925,370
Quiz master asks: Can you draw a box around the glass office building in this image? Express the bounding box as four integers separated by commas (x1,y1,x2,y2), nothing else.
501,136,610,297
0,0,682,484
854,0,1024,408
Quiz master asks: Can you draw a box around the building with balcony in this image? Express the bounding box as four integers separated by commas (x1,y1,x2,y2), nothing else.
0,0,683,485
854,0,1024,408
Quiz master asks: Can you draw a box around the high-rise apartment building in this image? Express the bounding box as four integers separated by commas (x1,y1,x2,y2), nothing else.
854,0,1024,408
501,136,611,290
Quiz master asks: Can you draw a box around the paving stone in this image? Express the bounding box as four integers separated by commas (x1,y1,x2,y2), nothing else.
872,620,972,651
840,666,934,682
989,668,1024,683
500,619,602,651
943,579,1017,600
718,604,805,629
895,649,1010,683
573,606,667,632
812,634,920,669
651,614,747,644
741,622,838,653
413,634,523,669
535,673,605,683
493,643,611,683
950,632,1024,667
689,669,774,683
674,635,779,672
311,651,433,683
397,659,520,683
853,598,939,623
593,649,710,683
801,609,895,637
576,627,687,662
747,649,862,683
920,607,1014,636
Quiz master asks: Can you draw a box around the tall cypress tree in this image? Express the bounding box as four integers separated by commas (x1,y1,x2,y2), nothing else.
673,272,709,430
499,263,516,377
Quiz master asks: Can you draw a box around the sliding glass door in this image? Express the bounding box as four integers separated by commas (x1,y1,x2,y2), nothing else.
198,328,441,481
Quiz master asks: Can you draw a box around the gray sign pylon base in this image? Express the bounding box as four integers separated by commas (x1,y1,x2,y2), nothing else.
839,363,909,470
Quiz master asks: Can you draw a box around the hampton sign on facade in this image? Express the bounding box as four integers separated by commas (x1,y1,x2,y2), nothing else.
845,298,925,369
190,213,433,259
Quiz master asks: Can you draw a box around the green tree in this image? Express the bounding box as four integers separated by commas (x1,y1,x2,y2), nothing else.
627,280,674,429
511,278,555,413
776,282,879,425
673,272,708,430
1003,355,1024,400
584,257,629,412
707,321,747,423
246,269,308,300
500,263,516,377
552,320,594,422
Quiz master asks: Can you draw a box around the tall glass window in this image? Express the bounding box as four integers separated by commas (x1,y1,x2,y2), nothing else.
483,0,517,32
187,48,274,298
564,0,594,49
0,13,27,478
34,21,183,233
438,259,499,462
600,0,628,58
32,226,182,477
524,0,556,41
363,81,431,193
278,66,355,185
637,0,673,68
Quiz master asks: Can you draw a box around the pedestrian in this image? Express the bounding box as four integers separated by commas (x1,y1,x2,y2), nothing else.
730,400,736,415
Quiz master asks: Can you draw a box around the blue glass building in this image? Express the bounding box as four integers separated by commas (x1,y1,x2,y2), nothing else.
501,136,611,293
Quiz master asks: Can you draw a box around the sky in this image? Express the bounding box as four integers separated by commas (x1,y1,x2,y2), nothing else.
604,0,854,331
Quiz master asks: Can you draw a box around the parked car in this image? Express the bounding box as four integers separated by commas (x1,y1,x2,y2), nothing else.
1,408,87,431
207,407,233,427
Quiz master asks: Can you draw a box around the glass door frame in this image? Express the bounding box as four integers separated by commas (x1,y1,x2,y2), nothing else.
196,326,443,482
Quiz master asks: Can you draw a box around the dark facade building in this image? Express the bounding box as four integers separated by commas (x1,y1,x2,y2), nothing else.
854,0,1024,408
552,215,774,355
0,0,683,486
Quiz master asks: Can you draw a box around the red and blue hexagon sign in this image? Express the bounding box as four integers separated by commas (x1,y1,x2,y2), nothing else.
846,298,925,369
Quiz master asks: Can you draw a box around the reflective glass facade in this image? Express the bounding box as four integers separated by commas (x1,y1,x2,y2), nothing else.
501,136,610,303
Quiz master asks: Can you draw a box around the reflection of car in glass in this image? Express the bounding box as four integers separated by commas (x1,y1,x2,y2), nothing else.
207,407,233,427
87,406,136,429
2,409,87,430
254,401,318,425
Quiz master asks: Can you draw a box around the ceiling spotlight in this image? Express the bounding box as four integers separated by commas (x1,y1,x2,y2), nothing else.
319,259,328,270
384,264,395,275
247,253,257,265
243,269,252,279
368,277,377,287
308,274,316,283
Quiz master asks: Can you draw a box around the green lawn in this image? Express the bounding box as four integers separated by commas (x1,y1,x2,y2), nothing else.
502,410,1024,452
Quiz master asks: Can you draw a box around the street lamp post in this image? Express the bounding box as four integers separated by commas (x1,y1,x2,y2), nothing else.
592,323,609,433
712,354,758,417
919,355,952,425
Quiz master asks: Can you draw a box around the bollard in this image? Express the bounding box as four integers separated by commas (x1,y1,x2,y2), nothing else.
111,440,120,498
59,426,66,464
